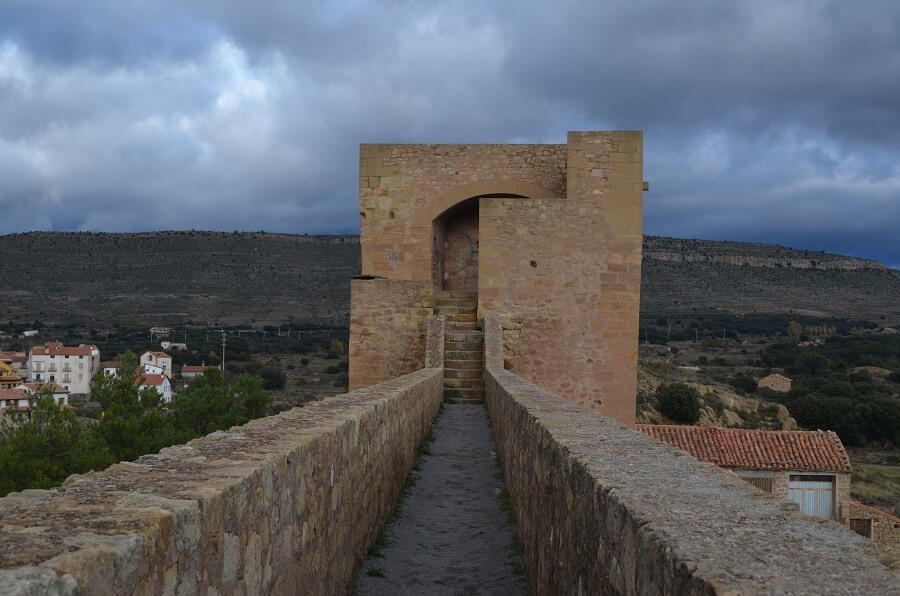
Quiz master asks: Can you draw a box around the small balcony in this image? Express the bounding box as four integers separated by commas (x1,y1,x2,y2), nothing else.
48,365,58,372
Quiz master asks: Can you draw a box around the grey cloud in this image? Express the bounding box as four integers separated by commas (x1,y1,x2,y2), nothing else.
0,0,898,268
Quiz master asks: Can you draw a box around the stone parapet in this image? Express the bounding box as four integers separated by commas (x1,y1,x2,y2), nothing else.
0,368,443,595
349,277,433,389
425,315,445,368
484,365,898,593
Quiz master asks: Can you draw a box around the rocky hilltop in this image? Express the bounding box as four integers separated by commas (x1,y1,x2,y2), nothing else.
642,237,899,323
644,237,885,271
1,231,897,326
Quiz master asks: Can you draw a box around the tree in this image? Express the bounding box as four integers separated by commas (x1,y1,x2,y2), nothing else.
0,391,109,497
90,351,177,462
257,366,286,390
171,367,236,437
656,383,702,424
787,320,802,338
171,368,271,438
233,374,271,419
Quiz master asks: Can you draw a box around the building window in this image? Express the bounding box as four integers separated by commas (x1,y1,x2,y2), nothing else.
849,518,873,539
740,477,773,493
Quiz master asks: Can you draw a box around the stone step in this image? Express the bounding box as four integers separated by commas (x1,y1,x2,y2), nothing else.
445,397,485,405
445,352,483,363
444,368,483,380
443,387,485,402
434,305,477,315
434,291,478,299
443,378,483,390
444,341,483,353
444,359,483,370
447,321,479,331
450,313,477,323
435,298,478,308
445,330,483,342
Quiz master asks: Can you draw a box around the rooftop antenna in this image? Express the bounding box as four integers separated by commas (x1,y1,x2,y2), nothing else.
221,331,226,372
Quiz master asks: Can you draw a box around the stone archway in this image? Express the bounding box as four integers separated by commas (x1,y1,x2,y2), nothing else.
426,181,561,293
432,198,480,292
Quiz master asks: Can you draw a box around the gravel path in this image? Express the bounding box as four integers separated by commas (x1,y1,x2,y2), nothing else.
355,404,527,595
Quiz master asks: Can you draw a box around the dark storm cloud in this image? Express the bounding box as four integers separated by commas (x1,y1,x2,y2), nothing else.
0,1,898,267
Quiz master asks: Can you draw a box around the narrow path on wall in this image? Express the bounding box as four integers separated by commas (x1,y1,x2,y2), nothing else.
355,403,526,595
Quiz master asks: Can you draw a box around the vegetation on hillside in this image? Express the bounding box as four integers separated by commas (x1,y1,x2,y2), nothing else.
0,351,272,498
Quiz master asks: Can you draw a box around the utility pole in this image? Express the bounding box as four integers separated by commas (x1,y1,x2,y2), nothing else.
221,331,226,372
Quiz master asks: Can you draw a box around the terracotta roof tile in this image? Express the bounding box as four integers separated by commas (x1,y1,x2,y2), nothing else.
849,500,900,524
136,374,168,386
19,382,69,394
636,424,851,473
30,343,97,357
181,365,214,373
0,388,26,401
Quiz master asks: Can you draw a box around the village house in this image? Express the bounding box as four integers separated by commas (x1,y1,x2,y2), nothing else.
181,364,215,380
2,382,71,408
844,500,900,548
160,341,188,351
0,351,28,379
137,373,172,404
140,351,173,378
637,425,851,522
0,360,23,389
27,342,100,395
99,361,118,376
758,373,792,392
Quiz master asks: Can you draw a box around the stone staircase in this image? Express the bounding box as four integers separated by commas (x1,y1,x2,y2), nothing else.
436,291,484,403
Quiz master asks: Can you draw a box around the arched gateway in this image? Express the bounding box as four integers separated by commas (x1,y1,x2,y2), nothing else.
349,132,645,426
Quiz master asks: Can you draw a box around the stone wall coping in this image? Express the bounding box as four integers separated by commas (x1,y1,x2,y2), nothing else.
0,367,443,594
487,367,899,593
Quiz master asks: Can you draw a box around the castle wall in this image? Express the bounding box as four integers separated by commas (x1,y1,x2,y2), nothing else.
0,369,443,595
481,319,896,593
348,278,432,390
358,143,566,279
352,131,642,425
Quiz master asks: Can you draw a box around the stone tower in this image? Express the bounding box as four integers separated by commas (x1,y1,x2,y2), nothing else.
349,131,644,426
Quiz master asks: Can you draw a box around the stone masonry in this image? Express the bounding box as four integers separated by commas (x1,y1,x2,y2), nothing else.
482,316,898,593
350,131,643,426
0,369,442,595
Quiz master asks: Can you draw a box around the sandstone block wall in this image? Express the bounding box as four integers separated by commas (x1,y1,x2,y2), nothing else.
353,132,643,426
349,277,433,389
846,501,900,549
359,143,566,279
0,368,443,595
482,321,896,593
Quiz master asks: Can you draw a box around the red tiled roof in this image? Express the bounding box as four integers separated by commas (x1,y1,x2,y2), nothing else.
636,425,851,473
31,342,97,357
136,374,168,387
0,351,27,362
144,351,172,359
849,500,900,523
19,382,69,394
0,388,26,401
99,361,118,369
181,365,213,373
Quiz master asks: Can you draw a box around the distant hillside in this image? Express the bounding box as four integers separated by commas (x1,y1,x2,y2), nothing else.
642,237,900,323
0,231,358,327
1,231,897,327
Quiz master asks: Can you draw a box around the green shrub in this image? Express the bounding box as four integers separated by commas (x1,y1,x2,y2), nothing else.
657,383,701,424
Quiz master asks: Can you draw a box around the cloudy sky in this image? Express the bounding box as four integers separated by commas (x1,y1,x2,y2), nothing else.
1,1,898,267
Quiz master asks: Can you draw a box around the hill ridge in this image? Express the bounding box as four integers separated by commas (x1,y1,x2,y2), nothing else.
1,231,897,326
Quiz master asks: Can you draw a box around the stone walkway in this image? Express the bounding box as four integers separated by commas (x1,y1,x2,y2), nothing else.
355,404,526,595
